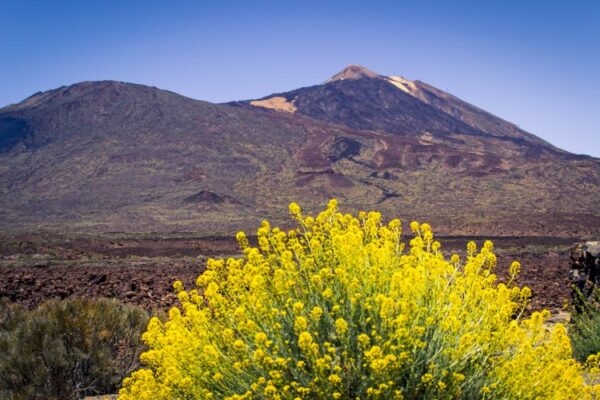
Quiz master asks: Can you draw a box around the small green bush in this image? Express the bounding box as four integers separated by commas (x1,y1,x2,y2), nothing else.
570,290,600,362
0,297,149,400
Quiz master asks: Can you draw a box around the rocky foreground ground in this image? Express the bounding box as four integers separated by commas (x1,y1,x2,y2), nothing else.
0,233,576,313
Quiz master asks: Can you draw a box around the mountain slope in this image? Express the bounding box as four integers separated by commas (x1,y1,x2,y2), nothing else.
0,81,365,232
240,65,564,155
1,71,599,236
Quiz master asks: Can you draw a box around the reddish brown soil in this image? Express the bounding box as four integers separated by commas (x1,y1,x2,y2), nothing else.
1,261,204,311
499,252,569,311
0,234,575,312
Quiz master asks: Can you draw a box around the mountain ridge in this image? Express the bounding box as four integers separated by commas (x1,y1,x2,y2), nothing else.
1,66,599,236
242,65,564,153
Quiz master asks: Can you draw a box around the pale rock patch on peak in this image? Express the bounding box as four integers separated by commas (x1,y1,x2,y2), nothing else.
419,132,434,144
250,96,297,113
387,76,426,101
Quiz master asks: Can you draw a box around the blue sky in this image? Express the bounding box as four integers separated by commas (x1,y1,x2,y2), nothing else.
1,0,598,156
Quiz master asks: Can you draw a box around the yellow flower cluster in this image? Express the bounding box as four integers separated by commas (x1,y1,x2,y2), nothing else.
119,200,600,399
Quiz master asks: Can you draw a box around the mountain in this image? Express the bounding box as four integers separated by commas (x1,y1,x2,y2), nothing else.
1,67,599,236
237,65,561,154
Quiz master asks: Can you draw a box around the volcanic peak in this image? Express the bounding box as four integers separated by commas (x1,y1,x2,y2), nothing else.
326,65,380,83
325,65,421,97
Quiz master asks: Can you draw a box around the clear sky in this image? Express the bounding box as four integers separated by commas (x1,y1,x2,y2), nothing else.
1,0,598,156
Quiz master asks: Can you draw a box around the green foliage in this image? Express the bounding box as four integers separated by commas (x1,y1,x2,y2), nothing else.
0,297,149,400
570,290,600,363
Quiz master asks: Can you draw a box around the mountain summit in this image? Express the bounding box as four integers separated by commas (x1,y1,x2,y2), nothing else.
245,65,557,150
326,64,380,82
1,68,599,235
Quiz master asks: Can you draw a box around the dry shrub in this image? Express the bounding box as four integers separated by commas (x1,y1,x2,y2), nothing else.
0,297,148,400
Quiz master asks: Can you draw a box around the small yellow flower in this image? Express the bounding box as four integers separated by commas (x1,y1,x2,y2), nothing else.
298,332,313,353
293,302,304,314
509,261,521,277
328,374,342,385
310,306,323,321
255,332,268,346
289,202,301,215
358,333,370,348
173,280,184,292
233,339,246,352
335,318,348,335
410,221,420,233
294,316,308,332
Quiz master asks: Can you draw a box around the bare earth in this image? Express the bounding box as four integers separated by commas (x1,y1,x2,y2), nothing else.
0,234,576,313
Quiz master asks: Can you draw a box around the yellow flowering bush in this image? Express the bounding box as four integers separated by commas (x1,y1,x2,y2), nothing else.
120,200,599,399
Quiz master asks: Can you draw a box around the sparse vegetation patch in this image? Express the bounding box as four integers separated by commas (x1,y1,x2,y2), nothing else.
570,290,600,363
0,297,148,400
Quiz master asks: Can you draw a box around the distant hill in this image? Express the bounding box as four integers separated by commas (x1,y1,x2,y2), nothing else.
1,67,599,236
